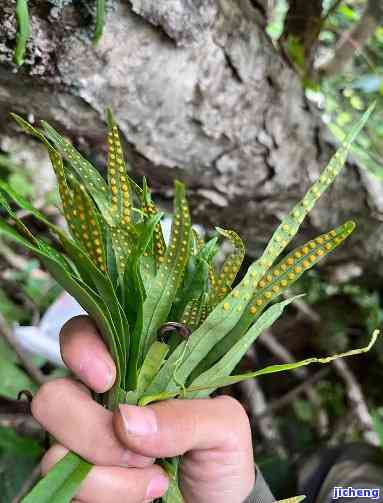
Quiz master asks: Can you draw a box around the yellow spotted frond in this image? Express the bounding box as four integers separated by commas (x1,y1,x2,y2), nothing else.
49,151,74,225
107,114,133,229
111,227,131,277
192,229,204,253
243,105,374,290
180,294,208,332
140,181,192,360
241,221,356,329
191,229,219,292
49,151,107,272
41,121,113,225
70,181,106,273
211,228,245,303
141,179,166,268
143,202,166,266
191,221,357,379
52,167,105,273
140,251,157,289
192,228,218,295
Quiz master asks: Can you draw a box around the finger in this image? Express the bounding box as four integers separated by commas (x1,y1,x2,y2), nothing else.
42,444,169,503
32,379,153,468
114,395,253,457
60,315,116,393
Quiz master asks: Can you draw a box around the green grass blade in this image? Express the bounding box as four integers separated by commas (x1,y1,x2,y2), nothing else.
14,0,30,66
40,253,124,407
21,452,91,503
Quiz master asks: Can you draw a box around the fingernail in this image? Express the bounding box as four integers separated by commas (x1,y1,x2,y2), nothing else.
119,405,158,436
80,352,114,392
145,473,169,500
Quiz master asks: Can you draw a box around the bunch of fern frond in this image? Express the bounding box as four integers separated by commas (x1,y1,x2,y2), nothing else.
0,106,377,503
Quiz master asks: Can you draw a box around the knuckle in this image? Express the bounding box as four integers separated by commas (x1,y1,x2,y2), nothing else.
31,378,71,422
217,395,250,429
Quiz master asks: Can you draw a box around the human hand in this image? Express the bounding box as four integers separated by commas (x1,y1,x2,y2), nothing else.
32,315,255,503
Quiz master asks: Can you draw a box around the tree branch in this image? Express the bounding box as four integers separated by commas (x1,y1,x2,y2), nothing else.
289,297,380,445
332,358,380,446
258,330,329,435
0,313,47,386
318,0,383,76
256,367,330,418
239,346,287,457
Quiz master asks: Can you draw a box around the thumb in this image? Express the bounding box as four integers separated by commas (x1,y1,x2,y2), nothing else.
113,396,252,458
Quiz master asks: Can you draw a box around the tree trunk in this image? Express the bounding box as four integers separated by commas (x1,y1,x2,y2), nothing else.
1,0,383,280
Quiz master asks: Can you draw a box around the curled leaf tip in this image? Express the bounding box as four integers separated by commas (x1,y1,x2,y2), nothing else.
344,220,356,232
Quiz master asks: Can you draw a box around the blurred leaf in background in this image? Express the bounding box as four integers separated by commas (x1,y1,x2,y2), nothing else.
0,427,42,503
372,411,383,448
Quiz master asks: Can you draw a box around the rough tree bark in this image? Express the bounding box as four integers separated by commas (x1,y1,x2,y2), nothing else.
1,0,383,280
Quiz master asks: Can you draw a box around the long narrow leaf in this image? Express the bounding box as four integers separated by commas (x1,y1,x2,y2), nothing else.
210,228,245,304
14,0,30,66
41,121,112,224
106,110,133,229
140,330,379,405
139,181,191,363
21,452,91,503
188,296,303,398
142,178,166,268
94,0,107,43
191,221,355,379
